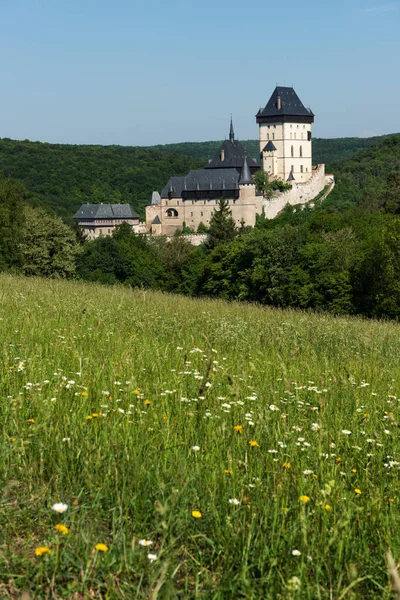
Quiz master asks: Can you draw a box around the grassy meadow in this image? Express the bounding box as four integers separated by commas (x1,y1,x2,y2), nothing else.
1,275,400,599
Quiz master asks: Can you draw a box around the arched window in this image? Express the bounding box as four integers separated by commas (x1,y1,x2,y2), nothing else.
300,146,303,157
166,208,178,218
291,146,294,157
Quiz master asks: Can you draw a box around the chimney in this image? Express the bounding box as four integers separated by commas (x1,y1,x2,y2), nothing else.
221,149,225,161
277,96,281,110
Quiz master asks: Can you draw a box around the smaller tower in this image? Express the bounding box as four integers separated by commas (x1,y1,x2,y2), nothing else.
229,117,235,141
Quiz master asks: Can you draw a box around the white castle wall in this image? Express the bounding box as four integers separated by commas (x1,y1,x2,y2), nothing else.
262,164,331,219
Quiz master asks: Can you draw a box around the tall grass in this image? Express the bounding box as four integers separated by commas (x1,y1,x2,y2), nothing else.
0,274,399,598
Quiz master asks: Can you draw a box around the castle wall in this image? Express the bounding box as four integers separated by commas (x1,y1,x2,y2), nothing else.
259,122,312,182
263,165,328,219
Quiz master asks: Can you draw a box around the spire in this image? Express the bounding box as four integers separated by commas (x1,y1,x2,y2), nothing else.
229,117,235,141
239,156,253,185
287,170,295,181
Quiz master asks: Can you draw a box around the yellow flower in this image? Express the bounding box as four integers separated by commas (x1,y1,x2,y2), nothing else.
388,498,394,503
281,507,289,512
299,495,310,504
54,524,69,535
354,489,362,495
351,469,356,473
133,389,140,395
35,546,51,556
81,391,88,397
322,504,332,511
336,457,341,463
191,510,202,519
9,366,15,371
224,469,233,475
86,415,93,420
282,462,291,469
94,543,109,552
233,425,243,433
312,474,318,480
162,414,167,421
27,419,35,424
249,440,259,447
92,413,99,418
144,399,151,406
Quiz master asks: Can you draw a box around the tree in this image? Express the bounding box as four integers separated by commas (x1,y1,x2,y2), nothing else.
21,206,80,278
0,173,26,271
253,171,274,197
205,198,237,250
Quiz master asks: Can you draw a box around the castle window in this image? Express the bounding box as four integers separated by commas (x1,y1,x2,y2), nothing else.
177,200,179,205
166,208,178,218
291,165,294,172
308,131,312,141
267,133,269,140
300,146,303,157
300,165,304,173
291,146,294,157
290,124,292,128
272,133,275,140
290,133,292,139
201,212,203,216
191,212,193,217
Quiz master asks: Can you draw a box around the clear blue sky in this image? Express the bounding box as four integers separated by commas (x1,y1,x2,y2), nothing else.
0,0,399,145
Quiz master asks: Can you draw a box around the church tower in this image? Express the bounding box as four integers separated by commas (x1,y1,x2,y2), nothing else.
256,87,314,183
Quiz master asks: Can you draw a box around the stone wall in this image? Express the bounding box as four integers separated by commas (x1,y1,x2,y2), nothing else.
262,164,330,219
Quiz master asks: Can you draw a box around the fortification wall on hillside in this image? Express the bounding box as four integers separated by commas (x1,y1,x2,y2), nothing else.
263,164,330,219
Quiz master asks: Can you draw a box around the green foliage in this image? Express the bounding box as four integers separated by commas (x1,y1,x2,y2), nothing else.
253,170,273,196
205,198,237,250
0,173,26,271
21,206,80,278
196,221,209,233
0,138,203,220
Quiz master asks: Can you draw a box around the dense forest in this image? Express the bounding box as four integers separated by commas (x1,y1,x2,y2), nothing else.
1,134,400,319
0,133,397,222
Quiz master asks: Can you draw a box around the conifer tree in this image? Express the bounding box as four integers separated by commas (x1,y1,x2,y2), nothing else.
205,197,237,249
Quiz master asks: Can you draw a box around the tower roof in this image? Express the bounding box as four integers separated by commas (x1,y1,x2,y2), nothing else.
256,86,314,123
287,170,295,181
229,117,235,141
239,156,253,185
206,121,258,172
263,141,277,152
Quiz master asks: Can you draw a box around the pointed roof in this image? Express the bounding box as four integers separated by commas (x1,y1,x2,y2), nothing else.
287,170,295,181
263,141,277,152
151,191,161,205
256,86,314,123
229,118,235,141
239,156,253,185
152,215,161,225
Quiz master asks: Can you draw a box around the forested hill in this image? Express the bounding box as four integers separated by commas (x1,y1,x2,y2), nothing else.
0,133,398,222
0,139,203,220
149,134,399,169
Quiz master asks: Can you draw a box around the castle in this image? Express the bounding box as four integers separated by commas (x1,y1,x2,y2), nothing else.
146,86,332,235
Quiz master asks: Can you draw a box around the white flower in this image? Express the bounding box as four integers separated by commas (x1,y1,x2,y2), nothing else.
147,553,158,562
228,498,240,505
269,404,279,411
191,446,200,452
51,503,68,513
341,430,351,435
303,470,313,475
292,549,301,556
139,539,153,547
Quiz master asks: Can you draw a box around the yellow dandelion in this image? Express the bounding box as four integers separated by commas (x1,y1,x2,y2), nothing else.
354,489,362,495
81,391,88,397
299,495,310,504
233,425,243,433
336,457,341,463
312,474,318,480
92,413,99,418
35,546,51,556
94,543,109,552
224,469,233,475
144,399,151,406
133,389,140,395
249,440,259,447
9,366,15,371
86,415,93,420
27,419,35,424
54,524,69,535
388,498,394,503
351,469,356,473
282,462,291,469
191,510,202,519
322,504,332,511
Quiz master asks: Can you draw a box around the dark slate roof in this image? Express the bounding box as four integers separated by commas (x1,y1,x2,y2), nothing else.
257,86,314,119
229,118,235,141
151,191,161,205
205,139,258,171
161,168,241,198
239,156,253,185
73,203,139,220
287,170,295,181
152,215,161,225
263,141,277,152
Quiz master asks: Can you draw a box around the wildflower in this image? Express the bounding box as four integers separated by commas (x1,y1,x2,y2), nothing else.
336,457,341,463
249,440,259,447
35,546,51,556
282,462,291,469
322,504,332,511
139,539,154,546
388,498,394,503
299,495,310,504
191,446,200,452
54,524,69,535
233,425,243,433
147,553,158,562
341,430,351,435
292,549,301,556
228,498,240,505
133,389,140,395
27,419,35,424
144,399,151,406
86,415,92,420
191,510,202,519
94,543,109,552
354,489,362,495
281,507,289,512
81,391,88,397
351,469,356,473
51,503,68,514
224,469,233,475
269,404,279,411
303,470,313,475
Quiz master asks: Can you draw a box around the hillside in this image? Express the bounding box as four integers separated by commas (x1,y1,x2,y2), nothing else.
0,138,203,220
0,133,398,222
1,274,400,598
